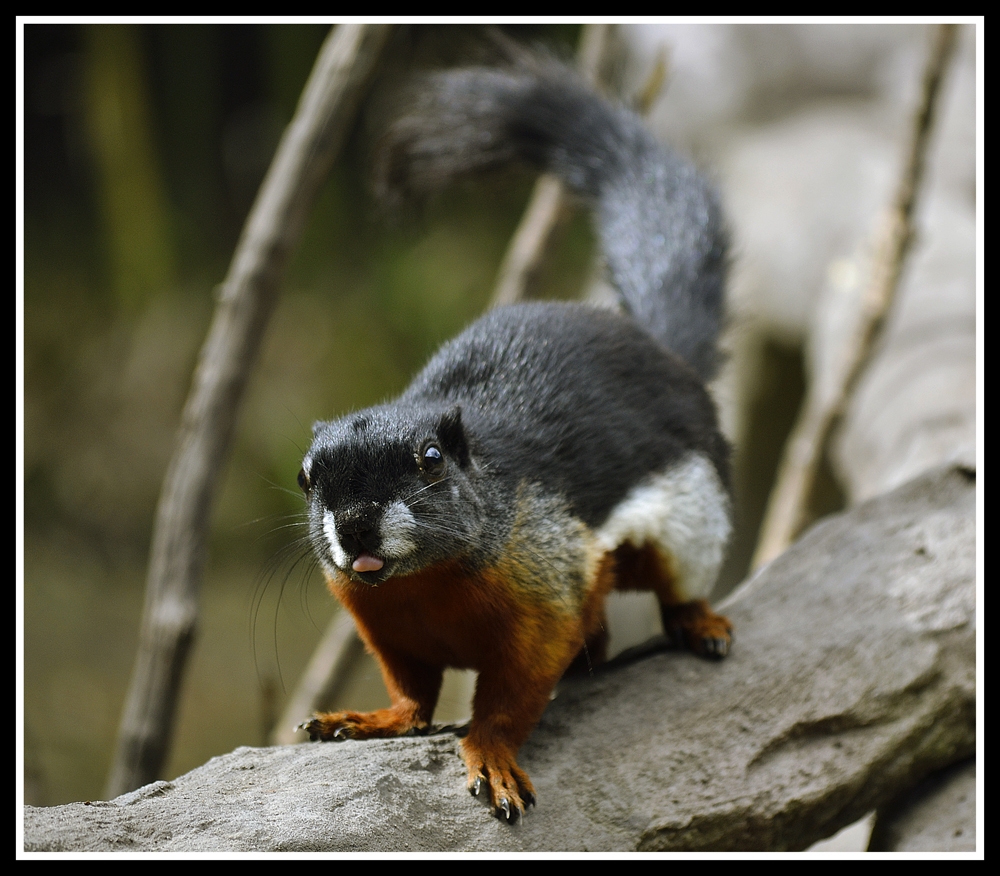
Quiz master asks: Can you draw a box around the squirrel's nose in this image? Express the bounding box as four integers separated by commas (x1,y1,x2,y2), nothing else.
337,508,382,556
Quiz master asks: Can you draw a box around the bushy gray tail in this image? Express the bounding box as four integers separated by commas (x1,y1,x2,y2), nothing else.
377,62,728,381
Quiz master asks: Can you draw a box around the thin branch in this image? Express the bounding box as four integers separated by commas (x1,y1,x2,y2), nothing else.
270,610,365,746
489,174,573,307
104,23,394,798
489,23,619,308
751,24,958,572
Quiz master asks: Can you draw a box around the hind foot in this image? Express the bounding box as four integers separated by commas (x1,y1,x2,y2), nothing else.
660,598,732,659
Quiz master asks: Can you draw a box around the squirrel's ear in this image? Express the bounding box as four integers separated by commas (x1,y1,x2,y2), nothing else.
437,405,470,467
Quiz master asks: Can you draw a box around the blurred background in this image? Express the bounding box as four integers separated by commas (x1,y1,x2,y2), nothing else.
21,23,594,806
21,22,974,821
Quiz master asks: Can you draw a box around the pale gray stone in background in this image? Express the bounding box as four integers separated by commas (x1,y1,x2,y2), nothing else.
832,28,977,502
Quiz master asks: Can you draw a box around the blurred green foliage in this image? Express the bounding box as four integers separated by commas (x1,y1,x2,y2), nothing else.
21,23,593,806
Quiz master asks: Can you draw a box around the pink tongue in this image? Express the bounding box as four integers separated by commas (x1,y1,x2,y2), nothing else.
352,553,384,573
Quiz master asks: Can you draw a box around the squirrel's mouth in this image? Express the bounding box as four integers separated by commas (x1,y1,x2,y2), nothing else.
352,552,384,574
349,551,392,585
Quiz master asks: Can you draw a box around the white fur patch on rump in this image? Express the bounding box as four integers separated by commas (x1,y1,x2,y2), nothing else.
595,453,731,600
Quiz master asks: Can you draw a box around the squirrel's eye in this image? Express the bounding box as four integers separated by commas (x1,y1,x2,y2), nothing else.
297,468,310,493
420,443,446,479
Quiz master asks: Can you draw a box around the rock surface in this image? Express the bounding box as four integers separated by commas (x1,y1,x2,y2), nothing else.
869,757,976,852
23,465,976,852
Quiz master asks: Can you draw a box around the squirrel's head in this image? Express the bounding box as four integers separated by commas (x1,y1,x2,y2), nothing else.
300,403,481,585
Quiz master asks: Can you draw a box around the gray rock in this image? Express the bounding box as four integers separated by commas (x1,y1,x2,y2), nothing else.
625,23,927,156
869,757,976,851
23,465,975,852
833,26,977,502
719,103,900,345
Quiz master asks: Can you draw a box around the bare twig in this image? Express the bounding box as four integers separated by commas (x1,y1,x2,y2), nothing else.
489,23,616,308
271,610,366,746
104,23,394,798
489,174,573,307
751,24,958,572
632,45,669,116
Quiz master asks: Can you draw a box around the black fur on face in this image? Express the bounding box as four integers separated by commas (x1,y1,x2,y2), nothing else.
302,403,492,583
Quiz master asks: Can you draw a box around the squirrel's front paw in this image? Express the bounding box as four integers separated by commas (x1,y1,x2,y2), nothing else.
298,714,358,741
462,741,536,823
299,709,425,741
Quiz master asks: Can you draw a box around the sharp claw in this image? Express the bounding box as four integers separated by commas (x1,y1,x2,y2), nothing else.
710,637,729,657
524,791,536,808
472,776,482,797
500,798,511,821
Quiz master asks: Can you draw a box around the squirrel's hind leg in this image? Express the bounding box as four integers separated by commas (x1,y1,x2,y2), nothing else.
659,598,732,659
612,541,733,659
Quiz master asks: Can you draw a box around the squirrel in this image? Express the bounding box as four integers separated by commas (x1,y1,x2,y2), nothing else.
297,56,733,823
